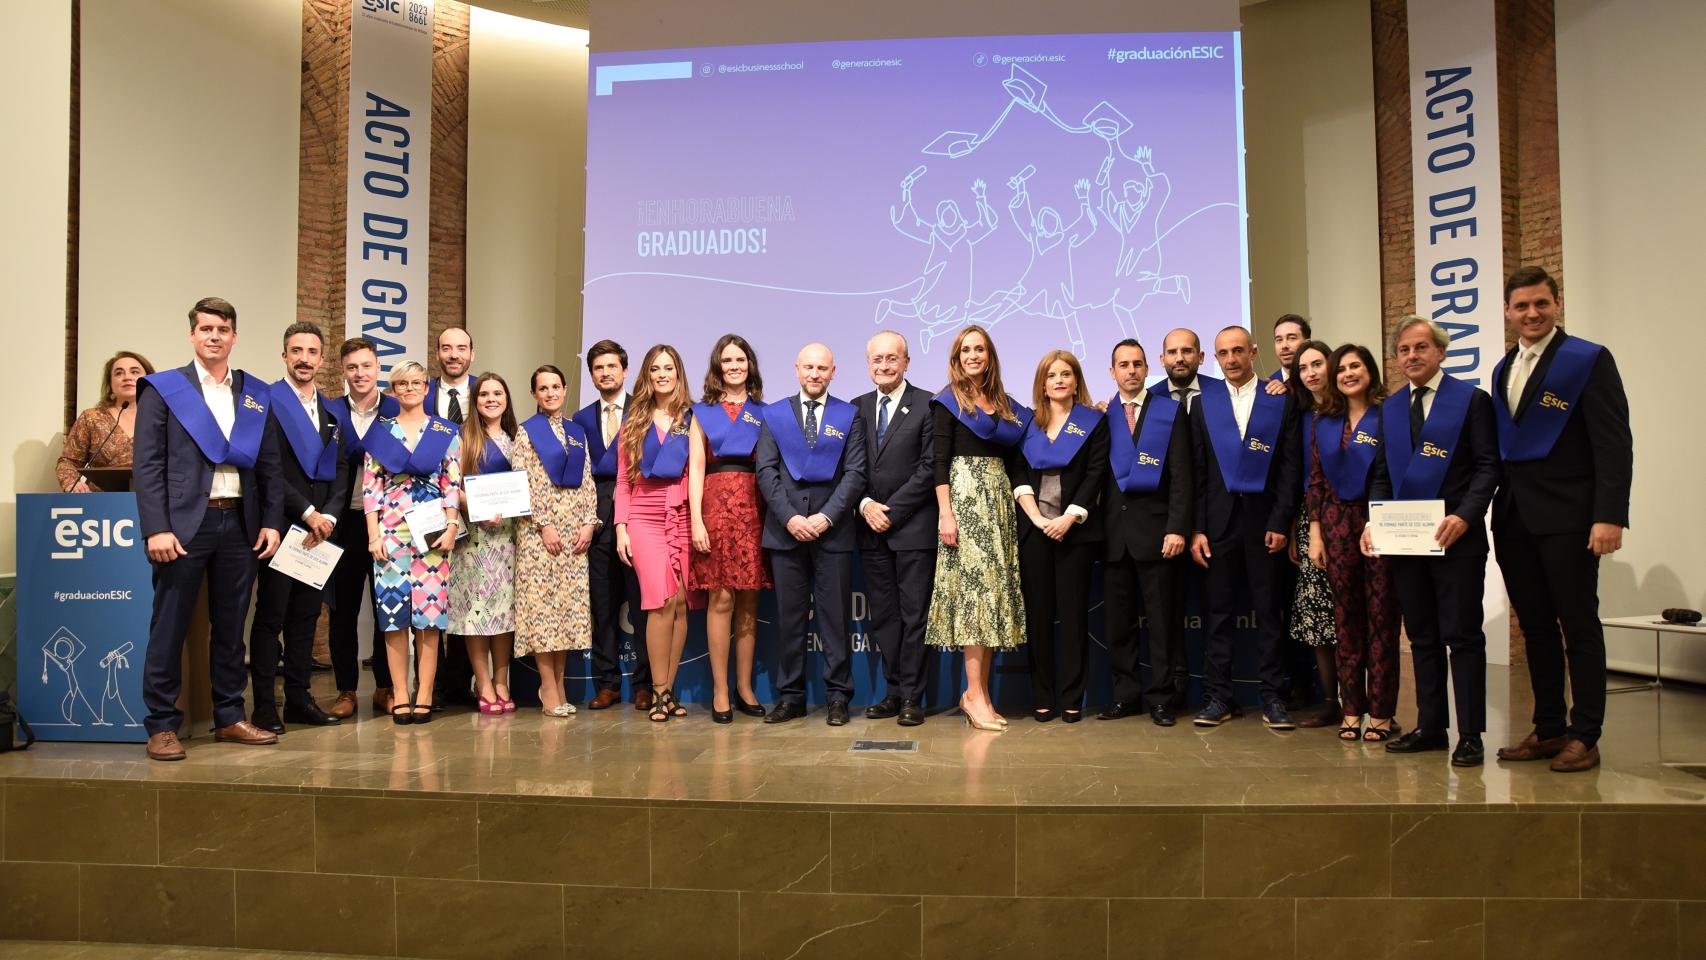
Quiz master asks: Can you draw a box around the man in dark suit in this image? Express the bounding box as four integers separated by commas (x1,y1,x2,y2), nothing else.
423,325,477,707
247,322,349,732
1366,316,1502,767
572,340,652,711
1490,266,1632,773
854,331,937,726
133,296,284,760
1188,326,1302,730
1100,339,1194,726
756,343,869,725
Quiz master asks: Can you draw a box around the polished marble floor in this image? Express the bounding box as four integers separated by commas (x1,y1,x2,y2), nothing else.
5,664,1704,809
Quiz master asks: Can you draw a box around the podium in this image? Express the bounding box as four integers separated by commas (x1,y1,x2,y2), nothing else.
80,467,133,492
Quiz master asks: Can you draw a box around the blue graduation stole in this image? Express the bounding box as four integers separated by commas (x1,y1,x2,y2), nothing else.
478,437,512,474
142,367,269,468
764,396,855,482
520,414,587,487
1106,394,1180,493
1311,408,1381,500
363,415,459,477
324,393,400,460
1491,334,1602,462
268,380,340,482
640,411,694,479
572,399,623,479
932,388,1033,448
1196,379,1285,494
693,399,765,458
1382,375,1473,499
1020,404,1099,470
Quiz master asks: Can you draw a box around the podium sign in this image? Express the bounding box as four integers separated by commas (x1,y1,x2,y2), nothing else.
15,493,152,742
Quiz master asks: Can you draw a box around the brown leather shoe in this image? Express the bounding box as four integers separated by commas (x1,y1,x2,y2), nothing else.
1549,740,1601,773
1297,701,1344,729
632,687,655,712
1496,731,1570,762
330,691,358,719
214,720,280,745
588,688,621,710
146,731,187,761
372,686,393,713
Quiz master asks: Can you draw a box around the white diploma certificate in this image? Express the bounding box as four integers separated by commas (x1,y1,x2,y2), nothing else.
269,525,345,590
1368,500,1447,556
403,497,449,551
464,470,533,523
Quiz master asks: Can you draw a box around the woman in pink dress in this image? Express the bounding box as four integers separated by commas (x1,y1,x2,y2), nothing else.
615,344,696,722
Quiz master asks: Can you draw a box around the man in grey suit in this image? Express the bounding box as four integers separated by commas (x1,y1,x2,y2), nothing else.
854,331,938,726
755,344,869,725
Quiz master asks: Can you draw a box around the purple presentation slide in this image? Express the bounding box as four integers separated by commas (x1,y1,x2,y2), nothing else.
584,32,1246,401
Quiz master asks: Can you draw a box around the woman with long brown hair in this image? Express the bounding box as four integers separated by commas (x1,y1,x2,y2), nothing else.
688,334,771,723
1287,340,1341,727
451,372,521,714
58,350,155,491
616,344,697,722
924,324,1031,731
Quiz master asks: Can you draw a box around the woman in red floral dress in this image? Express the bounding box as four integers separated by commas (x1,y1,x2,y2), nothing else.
688,334,773,723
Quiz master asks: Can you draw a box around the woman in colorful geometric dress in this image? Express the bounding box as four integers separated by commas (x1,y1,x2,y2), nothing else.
1288,341,1341,728
924,325,1031,732
511,364,600,719
362,360,463,724
451,372,521,715
688,334,771,723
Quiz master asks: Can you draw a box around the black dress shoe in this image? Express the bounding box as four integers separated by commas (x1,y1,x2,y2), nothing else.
1061,709,1083,724
1033,708,1059,723
827,701,850,726
283,702,341,726
896,701,925,726
1098,701,1142,720
1385,729,1450,754
734,694,767,718
711,705,734,724
251,705,285,735
311,658,333,672
1451,736,1485,767
865,696,902,720
764,702,806,724
1149,704,1176,727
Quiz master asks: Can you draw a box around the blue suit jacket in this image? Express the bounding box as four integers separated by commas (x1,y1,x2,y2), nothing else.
133,363,285,546
755,395,868,553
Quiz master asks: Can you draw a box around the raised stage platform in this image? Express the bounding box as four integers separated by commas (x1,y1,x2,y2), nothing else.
4,664,1705,959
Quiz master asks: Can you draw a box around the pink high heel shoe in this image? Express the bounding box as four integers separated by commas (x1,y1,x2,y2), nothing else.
478,694,503,715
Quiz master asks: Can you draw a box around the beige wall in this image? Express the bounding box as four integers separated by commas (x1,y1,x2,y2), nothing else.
1557,0,1706,680
0,0,73,576
466,7,589,397
1242,0,1382,359
78,0,301,396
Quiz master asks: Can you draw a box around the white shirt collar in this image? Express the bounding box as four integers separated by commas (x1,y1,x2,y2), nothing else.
1118,389,1147,408
193,358,232,387
600,393,625,412
1227,375,1258,397
798,390,827,408
440,374,471,393
347,389,381,414
1420,368,1447,394
877,380,907,404
1169,375,1201,395
1521,326,1559,359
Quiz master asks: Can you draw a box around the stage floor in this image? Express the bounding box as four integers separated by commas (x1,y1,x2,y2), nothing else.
6,663,1704,809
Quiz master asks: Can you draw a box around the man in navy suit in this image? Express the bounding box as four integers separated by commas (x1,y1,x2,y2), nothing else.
756,343,869,725
423,325,477,707
247,321,349,732
133,296,284,760
854,331,937,726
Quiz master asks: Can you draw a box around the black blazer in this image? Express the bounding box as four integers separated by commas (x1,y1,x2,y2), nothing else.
853,383,938,551
1370,383,1501,557
755,396,869,553
1012,413,1109,547
268,393,351,527
1104,398,1194,562
133,363,285,546
1491,332,1632,534
1192,383,1303,542
575,393,632,540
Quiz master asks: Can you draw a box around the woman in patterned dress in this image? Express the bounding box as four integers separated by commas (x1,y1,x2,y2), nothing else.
1310,344,1402,741
451,372,520,715
512,364,600,719
616,344,696,722
925,325,1031,732
363,361,463,723
688,334,771,723
57,350,153,491
1288,341,1341,727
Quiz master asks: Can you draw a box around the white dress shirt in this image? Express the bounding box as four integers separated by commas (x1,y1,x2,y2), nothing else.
859,380,908,513
435,375,472,420
194,358,242,498
1226,375,1259,438
1166,375,1201,413
1414,368,1446,419
796,390,828,433
346,390,383,507
1506,326,1557,409
291,383,328,523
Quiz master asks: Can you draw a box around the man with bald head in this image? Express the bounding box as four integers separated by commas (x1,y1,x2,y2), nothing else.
756,343,870,724
854,331,937,725
1156,328,1206,413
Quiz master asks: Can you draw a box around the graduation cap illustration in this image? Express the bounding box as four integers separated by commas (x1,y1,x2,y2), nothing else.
1082,100,1133,140
922,130,980,158
1003,64,1047,112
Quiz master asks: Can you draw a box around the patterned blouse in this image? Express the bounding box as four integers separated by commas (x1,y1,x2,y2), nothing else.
57,406,134,491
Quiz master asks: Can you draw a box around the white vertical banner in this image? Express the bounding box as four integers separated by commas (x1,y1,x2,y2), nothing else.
1407,0,1510,666
346,0,435,385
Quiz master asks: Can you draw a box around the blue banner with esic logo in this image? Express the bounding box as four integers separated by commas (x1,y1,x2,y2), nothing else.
15,494,152,742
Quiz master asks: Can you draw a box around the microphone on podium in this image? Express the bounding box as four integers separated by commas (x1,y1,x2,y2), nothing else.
77,399,130,490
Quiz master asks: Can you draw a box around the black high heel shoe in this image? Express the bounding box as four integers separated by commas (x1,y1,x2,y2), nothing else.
712,690,734,725
733,693,766,718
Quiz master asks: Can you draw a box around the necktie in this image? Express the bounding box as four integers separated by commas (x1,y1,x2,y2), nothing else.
1172,387,1192,414
1410,386,1429,450
447,387,463,424
602,403,618,446
1507,349,1536,411
804,400,820,449
1124,399,1139,435
877,395,891,440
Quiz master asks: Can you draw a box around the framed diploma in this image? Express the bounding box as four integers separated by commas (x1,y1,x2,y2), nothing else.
464,470,533,523
269,525,345,590
1367,500,1447,556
